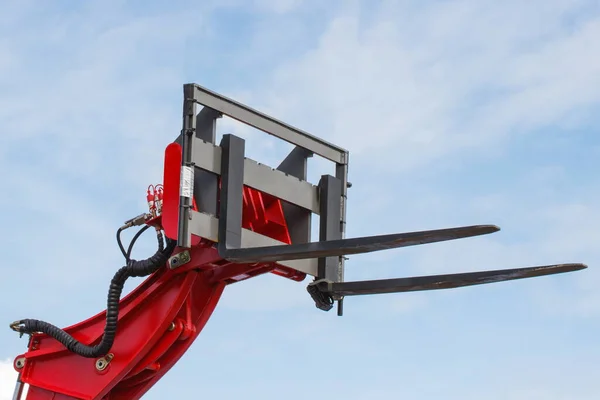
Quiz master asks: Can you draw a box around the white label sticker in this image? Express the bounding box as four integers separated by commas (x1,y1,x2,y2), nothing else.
180,166,194,198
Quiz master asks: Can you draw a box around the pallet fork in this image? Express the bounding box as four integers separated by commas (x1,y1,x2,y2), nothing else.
10,83,587,400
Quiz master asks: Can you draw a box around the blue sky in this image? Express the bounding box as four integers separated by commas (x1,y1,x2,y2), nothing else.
1,0,600,398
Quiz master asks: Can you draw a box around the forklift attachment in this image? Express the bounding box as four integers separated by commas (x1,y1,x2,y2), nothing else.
171,83,588,315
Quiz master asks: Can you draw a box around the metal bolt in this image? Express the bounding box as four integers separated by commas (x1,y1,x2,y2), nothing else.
15,357,25,369
168,322,175,331
95,353,113,371
168,250,191,269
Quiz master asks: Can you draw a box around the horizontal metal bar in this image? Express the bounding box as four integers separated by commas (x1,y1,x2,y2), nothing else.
188,210,318,276
190,83,348,164
318,263,587,296
191,138,320,214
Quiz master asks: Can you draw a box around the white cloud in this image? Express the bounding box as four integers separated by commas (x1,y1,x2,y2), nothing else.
0,359,14,399
0,359,27,400
254,0,600,172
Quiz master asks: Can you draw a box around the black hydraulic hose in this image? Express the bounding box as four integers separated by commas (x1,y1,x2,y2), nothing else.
127,224,154,262
11,228,177,358
117,226,128,259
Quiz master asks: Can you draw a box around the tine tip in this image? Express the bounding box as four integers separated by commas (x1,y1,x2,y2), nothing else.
545,263,588,273
479,224,501,233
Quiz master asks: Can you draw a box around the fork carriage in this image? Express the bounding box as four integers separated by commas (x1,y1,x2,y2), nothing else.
169,83,585,314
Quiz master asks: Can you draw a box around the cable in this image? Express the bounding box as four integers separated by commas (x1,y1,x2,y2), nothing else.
10,226,176,358
117,227,128,259
126,224,153,262
117,213,150,259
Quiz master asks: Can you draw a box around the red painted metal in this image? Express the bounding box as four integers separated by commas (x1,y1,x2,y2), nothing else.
160,142,303,281
14,143,306,399
161,142,203,247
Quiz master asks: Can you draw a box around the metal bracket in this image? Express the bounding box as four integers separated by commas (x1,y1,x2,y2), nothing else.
168,250,191,270
177,85,197,249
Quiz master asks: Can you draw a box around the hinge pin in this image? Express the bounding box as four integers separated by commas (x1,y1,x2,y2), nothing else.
15,357,25,369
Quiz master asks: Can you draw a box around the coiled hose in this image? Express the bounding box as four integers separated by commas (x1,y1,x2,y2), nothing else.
10,227,177,358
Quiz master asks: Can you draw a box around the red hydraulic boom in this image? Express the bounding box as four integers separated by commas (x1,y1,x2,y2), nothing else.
9,83,588,399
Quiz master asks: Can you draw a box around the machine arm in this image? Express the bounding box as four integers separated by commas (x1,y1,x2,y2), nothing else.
11,237,229,400
11,229,176,359
9,83,588,400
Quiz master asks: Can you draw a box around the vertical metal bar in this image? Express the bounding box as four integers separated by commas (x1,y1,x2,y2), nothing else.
318,175,343,282
335,154,349,315
177,84,197,248
217,134,246,254
193,107,221,216
12,377,24,400
195,107,221,142
276,146,313,244
335,161,348,274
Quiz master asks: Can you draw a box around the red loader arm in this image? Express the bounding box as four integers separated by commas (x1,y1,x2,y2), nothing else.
11,141,302,400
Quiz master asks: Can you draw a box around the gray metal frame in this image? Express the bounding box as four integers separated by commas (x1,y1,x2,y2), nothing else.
190,84,348,164
176,83,349,284
170,83,562,317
